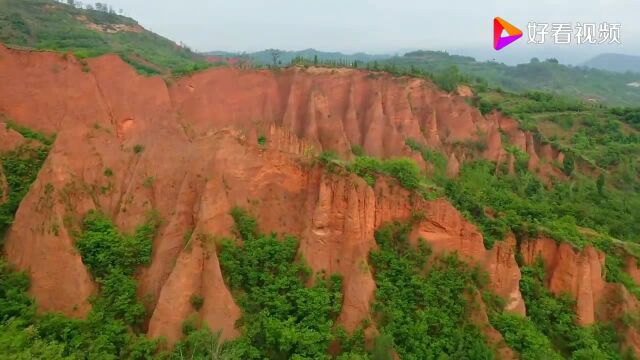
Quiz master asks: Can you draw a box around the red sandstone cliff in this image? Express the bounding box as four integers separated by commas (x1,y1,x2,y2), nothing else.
0,44,623,352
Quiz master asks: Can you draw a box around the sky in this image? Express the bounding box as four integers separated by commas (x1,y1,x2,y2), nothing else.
101,0,640,65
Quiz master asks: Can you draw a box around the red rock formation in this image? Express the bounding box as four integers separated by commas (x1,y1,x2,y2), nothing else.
3,129,97,317
521,238,640,355
147,238,240,343
521,237,606,324
0,44,560,174
0,45,542,345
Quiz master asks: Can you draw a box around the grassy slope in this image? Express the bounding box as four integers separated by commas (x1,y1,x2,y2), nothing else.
0,0,210,75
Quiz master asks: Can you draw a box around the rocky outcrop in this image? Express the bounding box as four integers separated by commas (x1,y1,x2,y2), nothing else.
521,237,606,325
411,203,526,315
147,238,240,343
3,128,98,317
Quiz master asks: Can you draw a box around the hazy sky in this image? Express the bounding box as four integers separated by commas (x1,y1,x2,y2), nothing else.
103,0,640,64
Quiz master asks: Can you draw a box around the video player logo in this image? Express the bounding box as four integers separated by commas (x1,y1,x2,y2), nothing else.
494,17,523,50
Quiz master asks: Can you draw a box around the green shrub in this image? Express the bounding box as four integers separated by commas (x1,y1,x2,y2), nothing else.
432,65,463,93
349,156,382,186
143,176,155,188
181,315,198,336
421,149,448,176
0,260,34,322
319,150,339,163
350,144,365,156
478,100,496,115
404,138,422,152
371,334,393,360
381,158,421,190
563,153,575,176
171,326,235,359
189,294,204,311
133,144,144,154
506,146,530,174
0,211,162,359
257,135,267,146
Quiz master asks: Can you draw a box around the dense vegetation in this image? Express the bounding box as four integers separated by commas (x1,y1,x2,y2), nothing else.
490,312,562,360
440,160,640,250
369,221,495,359
0,118,54,241
0,128,173,358
0,210,163,359
0,0,212,75
474,89,640,185
217,207,347,359
0,143,49,240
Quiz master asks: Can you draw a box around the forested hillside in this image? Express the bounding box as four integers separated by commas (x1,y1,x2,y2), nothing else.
378,50,640,106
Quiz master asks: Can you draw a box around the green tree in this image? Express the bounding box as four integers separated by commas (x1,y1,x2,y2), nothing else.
597,174,605,195
563,154,575,176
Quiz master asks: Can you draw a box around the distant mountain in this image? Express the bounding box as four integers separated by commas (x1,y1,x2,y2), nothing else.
583,53,640,74
203,48,392,65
